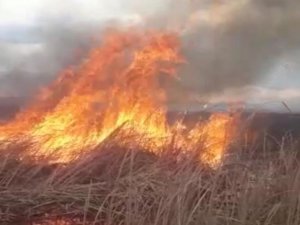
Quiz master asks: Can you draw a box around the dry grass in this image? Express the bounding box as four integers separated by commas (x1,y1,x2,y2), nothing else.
0,134,300,225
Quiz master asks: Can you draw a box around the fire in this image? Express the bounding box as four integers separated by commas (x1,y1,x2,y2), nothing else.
0,29,238,167
200,113,237,167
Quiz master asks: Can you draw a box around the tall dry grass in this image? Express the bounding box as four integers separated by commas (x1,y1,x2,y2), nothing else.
0,133,299,225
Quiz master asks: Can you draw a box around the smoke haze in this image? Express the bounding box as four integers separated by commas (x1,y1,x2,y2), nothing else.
176,0,300,95
0,0,300,108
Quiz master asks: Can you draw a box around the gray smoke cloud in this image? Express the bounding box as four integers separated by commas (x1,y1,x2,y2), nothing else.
0,21,103,99
0,0,300,106
175,0,300,95
0,0,145,99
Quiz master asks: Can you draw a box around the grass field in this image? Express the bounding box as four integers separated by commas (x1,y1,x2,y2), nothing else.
0,130,299,225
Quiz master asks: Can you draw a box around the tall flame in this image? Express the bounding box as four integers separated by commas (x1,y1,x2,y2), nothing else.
0,30,237,167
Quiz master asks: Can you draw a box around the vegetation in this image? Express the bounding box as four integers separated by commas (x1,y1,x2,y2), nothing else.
0,133,299,225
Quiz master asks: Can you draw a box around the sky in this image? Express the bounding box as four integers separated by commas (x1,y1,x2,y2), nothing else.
0,0,119,25
0,0,299,112
0,0,164,25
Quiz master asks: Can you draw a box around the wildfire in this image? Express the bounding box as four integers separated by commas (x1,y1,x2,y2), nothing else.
0,29,237,167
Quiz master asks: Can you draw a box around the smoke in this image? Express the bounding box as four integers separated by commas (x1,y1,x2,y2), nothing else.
0,0,148,100
0,24,98,98
1,0,300,106
174,0,300,95
0,2,110,99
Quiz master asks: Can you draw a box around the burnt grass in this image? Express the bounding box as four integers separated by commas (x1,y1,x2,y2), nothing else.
0,112,300,224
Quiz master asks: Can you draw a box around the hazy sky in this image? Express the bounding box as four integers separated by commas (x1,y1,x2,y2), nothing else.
0,0,165,25
0,0,117,25
0,0,299,112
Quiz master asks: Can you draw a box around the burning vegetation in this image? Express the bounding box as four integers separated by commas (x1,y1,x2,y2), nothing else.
0,28,299,225
0,30,237,167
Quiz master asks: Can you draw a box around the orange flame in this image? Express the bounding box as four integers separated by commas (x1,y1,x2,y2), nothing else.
0,29,238,167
